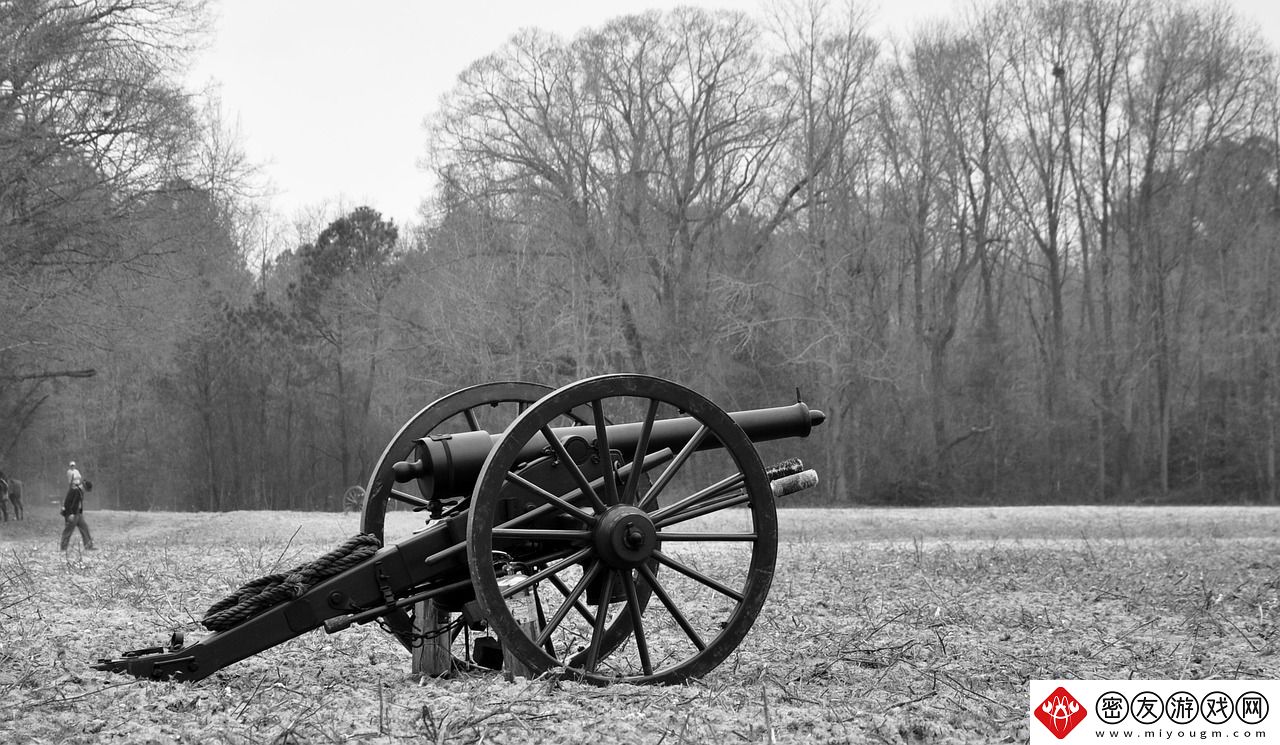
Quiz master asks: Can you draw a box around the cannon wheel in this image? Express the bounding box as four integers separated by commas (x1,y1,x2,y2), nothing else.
361,382,642,660
342,485,366,512
361,382,559,651
467,374,778,684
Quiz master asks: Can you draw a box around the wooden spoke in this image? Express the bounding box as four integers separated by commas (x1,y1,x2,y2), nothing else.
650,472,744,524
546,572,599,628
425,540,577,574
537,562,602,646
638,563,705,652
652,549,745,603
620,399,660,506
540,425,610,515
498,548,594,599
637,424,709,512
654,532,757,541
621,570,652,676
518,545,584,569
591,399,620,505
492,451,670,532
503,471,597,525
655,491,751,529
388,489,432,509
532,587,556,657
491,528,591,542
582,570,616,674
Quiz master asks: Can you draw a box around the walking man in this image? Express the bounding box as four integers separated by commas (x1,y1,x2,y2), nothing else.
0,470,9,522
61,461,95,550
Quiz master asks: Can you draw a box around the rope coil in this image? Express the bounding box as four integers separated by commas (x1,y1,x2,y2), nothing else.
202,533,382,632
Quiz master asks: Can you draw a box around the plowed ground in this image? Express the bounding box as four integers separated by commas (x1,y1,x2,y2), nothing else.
1,505,1276,743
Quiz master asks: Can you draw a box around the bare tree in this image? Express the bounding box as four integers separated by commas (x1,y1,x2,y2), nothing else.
747,0,880,498
1116,2,1272,495
0,0,211,472
1066,0,1146,497
881,25,994,466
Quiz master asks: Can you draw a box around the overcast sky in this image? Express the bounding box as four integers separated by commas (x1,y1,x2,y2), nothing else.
187,0,1280,230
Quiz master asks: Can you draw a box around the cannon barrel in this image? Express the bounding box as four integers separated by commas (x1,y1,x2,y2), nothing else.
394,402,825,501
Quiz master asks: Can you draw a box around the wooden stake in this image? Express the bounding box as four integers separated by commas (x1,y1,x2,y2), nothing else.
411,599,452,678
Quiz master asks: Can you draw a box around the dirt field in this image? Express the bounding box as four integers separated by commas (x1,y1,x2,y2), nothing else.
1,504,1276,743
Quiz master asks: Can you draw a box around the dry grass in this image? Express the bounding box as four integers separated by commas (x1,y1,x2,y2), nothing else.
1,504,1277,743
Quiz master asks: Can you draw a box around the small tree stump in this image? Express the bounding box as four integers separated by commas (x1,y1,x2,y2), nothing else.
411,599,452,678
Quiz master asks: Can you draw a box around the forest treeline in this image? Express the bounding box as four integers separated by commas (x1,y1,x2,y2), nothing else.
2,0,1279,509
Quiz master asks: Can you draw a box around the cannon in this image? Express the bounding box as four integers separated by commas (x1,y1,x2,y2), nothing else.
95,374,823,685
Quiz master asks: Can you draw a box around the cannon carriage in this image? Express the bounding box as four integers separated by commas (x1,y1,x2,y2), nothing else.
96,374,823,685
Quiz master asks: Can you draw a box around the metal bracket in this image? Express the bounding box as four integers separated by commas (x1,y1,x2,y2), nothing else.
374,560,397,607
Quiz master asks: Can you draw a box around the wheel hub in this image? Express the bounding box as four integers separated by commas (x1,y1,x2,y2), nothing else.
593,506,658,568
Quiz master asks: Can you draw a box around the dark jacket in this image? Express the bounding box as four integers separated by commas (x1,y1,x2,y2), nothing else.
63,486,84,516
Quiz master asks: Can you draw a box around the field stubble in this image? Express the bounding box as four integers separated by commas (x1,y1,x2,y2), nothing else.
0,505,1276,744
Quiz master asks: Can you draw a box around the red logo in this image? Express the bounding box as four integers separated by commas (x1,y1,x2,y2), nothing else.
1035,687,1087,739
